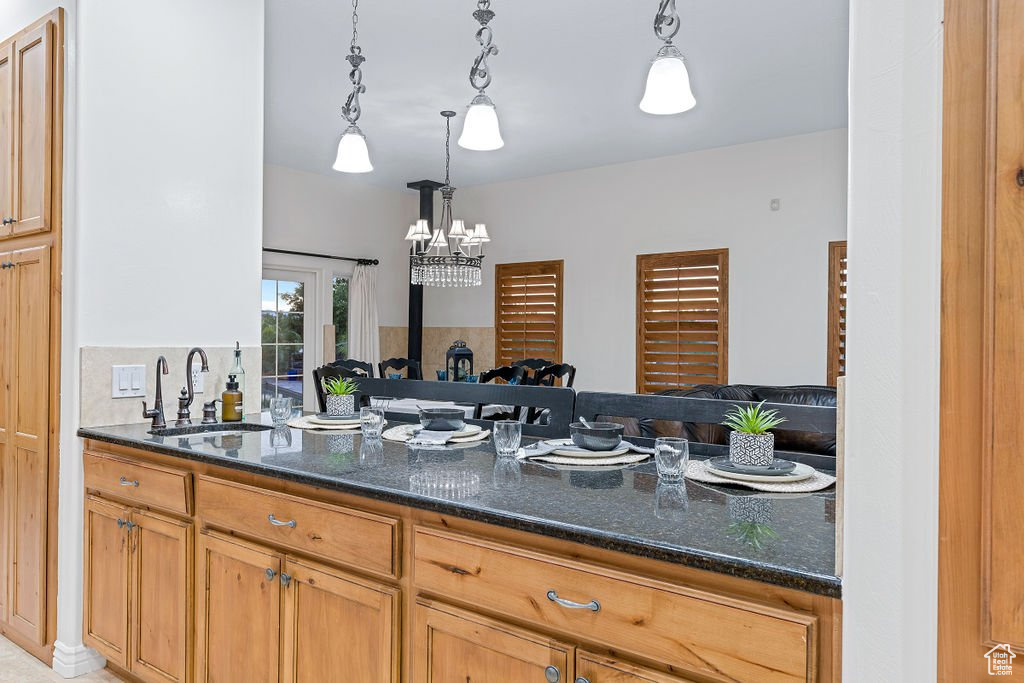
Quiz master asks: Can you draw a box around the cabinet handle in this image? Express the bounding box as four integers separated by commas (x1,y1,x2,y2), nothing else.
117,519,136,531
280,572,292,587
119,476,140,487
116,518,126,529
265,568,277,582
546,590,600,612
267,513,296,528
575,678,591,683
544,665,561,683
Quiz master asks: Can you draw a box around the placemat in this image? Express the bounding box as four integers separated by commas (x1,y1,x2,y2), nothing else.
685,459,836,493
529,451,651,467
287,415,372,432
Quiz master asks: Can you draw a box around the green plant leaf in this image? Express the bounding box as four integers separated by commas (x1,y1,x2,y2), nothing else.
721,401,787,434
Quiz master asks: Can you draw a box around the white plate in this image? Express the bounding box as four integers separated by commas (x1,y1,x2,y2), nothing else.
543,439,630,459
308,416,361,426
383,423,486,444
532,451,650,468
448,429,491,444
705,461,816,483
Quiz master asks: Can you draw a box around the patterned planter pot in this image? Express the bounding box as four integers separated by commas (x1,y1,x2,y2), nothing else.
325,394,355,417
729,431,775,466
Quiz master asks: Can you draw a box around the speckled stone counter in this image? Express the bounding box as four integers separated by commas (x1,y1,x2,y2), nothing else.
79,418,840,597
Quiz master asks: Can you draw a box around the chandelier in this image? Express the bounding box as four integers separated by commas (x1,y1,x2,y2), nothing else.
407,111,489,287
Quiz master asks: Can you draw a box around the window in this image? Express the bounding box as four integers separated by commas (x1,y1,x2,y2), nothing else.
827,240,848,385
636,249,729,393
261,272,313,409
494,260,564,367
332,276,349,360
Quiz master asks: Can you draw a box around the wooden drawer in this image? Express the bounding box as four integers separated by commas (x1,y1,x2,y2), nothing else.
414,528,817,683
196,476,399,579
84,451,191,516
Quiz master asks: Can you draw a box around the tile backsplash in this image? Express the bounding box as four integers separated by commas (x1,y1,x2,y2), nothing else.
80,346,262,428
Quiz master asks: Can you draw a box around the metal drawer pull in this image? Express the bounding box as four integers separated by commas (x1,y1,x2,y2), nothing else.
544,665,560,682
116,518,126,529
119,476,140,487
280,572,292,587
546,590,600,612
575,678,591,683
267,513,296,528
265,568,277,581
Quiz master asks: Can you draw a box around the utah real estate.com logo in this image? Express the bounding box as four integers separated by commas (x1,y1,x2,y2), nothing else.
985,644,1016,676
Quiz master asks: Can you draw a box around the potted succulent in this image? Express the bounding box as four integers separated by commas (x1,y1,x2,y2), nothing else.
722,401,786,466
322,376,358,416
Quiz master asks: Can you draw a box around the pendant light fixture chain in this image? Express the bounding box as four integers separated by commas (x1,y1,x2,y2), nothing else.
444,112,453,186
342,0,366,125
470,0,499,92
654,0,680,43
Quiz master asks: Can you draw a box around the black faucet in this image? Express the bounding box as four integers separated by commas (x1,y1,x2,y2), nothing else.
142,356,170,429
176,347,210,426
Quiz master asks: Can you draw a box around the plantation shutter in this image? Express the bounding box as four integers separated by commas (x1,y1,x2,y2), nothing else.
494,260,564,367
636,249,729,393
827,240,848,385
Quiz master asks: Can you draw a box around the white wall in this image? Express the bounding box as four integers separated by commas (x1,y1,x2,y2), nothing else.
263,163,411,328
842,0,942,679
424,129,847,392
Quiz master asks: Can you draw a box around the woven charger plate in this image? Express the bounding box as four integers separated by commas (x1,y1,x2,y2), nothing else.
685,459,836,493
531,451,650,467
383,424,488,444
287,415,372,431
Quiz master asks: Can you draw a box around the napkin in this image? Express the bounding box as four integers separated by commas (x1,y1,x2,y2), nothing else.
407,430,456,446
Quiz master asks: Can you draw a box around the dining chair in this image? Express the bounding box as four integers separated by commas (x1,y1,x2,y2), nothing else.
474,366,529,419
328,358,375,378
511,358,552,385
312,364,361,412
378,358,423,380
534,363,577,388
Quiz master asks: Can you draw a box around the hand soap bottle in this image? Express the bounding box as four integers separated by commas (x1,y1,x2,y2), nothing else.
221,375,243,423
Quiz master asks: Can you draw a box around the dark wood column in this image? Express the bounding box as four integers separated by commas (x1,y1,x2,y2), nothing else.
405,180,444,362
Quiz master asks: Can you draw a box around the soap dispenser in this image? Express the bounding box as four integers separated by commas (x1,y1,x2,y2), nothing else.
221,375,243,423
228,341,246,416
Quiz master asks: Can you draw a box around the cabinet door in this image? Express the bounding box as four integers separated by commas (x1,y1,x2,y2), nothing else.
130,509,192,683
412,599,572,683
0,42,13,237
575,651,695,683
6,245,49,645
10,21,53,237
281,556,399,683
0,250,11,624
83,496,130,669
196,531,281,683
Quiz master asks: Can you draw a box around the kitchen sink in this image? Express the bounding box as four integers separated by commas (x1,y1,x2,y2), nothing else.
149,423,273,438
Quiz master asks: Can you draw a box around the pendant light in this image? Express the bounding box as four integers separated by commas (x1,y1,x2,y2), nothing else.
458,1,504,151
639,0,697,115
333,0,373,173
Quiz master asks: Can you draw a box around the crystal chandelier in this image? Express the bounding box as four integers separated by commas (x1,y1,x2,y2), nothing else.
333,0,373,173
639,0,697,115
458,0,504,151
408,111,489,287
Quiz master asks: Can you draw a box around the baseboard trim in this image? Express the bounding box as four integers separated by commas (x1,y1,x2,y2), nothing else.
51,640,106,678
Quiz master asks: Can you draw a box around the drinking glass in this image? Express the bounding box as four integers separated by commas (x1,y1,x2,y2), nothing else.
654,437,689,482
360,407,385,439
269,397,293,426
493,420,522,458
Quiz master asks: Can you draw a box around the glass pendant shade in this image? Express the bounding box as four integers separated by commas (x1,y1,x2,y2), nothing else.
458,93,504,151
333,124,373,173
639,45,696,115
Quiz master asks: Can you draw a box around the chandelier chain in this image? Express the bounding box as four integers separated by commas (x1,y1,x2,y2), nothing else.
444,116,452,186
654,0,680,43
469,0,499,92
341,0,366,125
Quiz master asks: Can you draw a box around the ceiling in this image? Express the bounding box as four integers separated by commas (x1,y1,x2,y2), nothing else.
264,0,849,189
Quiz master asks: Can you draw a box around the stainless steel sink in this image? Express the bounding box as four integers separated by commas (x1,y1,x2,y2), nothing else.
149,423,273,438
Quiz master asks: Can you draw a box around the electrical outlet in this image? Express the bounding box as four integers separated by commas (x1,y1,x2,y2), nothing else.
191,366,205,394
112,365,146,398
770,198,781,211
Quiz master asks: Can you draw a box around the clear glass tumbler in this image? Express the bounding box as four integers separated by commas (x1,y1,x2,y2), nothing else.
360,407,385,439
269,397,293,427
654,437,689,482
493,420,522,458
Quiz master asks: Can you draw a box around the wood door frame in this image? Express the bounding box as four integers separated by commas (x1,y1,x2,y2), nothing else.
937,0,1021,678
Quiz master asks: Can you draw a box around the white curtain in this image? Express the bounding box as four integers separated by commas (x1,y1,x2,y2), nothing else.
349,264,381,366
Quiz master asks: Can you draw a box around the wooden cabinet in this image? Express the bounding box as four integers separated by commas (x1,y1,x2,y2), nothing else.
1,245,50,646
575,651,694,683
413,599,572,683
0,20,54,237
83,496,192,683
196,530,400,683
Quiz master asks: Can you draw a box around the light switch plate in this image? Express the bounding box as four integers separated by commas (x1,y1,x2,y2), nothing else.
191,366,205,394
112,365,146,399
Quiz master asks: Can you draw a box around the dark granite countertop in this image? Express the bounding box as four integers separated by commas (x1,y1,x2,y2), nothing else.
78,417,840,597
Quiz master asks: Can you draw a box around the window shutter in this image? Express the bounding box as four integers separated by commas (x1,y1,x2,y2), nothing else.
494,260,564,367
827,240,848,385
636,249,729,393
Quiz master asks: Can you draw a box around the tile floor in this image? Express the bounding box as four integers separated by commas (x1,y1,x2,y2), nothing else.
0,637,121,682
